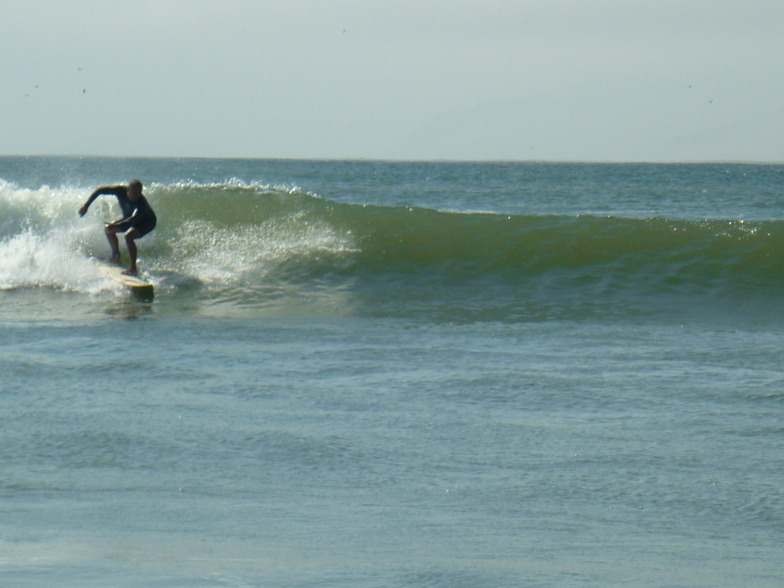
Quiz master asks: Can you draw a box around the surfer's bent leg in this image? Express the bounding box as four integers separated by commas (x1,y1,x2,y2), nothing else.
104,224,122,260
123,228,142,276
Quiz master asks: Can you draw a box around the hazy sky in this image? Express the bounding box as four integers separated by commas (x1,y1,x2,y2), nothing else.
3,0,783,161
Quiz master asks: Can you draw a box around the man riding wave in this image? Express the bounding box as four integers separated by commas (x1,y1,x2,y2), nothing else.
79,179,156,275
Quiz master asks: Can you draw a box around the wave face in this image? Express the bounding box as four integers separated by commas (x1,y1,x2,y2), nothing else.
2,178,783,321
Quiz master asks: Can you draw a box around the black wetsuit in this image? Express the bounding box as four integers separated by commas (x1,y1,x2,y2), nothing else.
99,186,157,237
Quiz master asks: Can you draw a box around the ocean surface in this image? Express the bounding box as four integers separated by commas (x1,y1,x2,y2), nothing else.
1,157,782,587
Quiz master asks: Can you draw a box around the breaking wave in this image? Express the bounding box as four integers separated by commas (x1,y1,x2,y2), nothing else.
2,178,784,321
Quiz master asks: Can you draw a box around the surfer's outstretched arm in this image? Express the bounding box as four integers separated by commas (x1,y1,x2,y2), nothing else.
78,185,124,217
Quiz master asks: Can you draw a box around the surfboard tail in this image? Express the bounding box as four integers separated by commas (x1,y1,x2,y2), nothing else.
95,259,154,299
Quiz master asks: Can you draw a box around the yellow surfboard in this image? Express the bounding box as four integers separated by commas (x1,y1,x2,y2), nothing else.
96,259,154,298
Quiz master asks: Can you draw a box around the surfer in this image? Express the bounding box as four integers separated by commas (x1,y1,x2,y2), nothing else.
78,179,157,275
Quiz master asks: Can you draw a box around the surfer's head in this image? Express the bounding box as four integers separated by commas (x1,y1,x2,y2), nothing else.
128,179,143,201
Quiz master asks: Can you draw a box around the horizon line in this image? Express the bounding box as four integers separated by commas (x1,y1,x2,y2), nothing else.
2,153,783,166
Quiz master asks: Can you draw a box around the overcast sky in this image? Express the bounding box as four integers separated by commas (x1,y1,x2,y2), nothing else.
3,0,783,161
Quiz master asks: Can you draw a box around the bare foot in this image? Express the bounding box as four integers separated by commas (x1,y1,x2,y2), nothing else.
121,268,138,276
